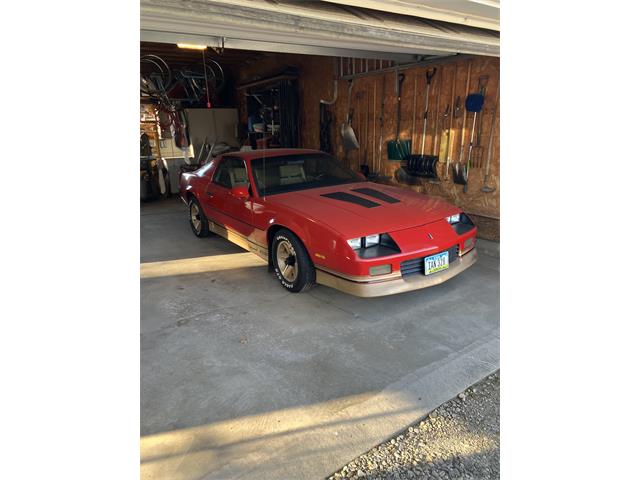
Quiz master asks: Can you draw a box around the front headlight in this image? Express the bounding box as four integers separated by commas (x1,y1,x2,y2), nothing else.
347,238,362,250
447,213,461,224
347,233,401,257
364,234,380,247
347,234,381,250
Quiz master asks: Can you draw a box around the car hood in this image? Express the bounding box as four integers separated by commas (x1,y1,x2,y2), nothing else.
267,182,459,238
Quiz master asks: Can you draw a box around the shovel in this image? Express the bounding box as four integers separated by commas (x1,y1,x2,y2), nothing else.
387,72,411,160
453,61,473,186
341,79,359,151
453,92,485,191
481,85,499,193
407,68,438,177
471,75,490,168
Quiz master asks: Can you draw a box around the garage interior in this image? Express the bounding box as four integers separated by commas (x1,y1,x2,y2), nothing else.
140,1,500,478
140,1,500,238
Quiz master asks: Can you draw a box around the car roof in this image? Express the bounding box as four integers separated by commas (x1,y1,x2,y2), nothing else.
223,148,325,164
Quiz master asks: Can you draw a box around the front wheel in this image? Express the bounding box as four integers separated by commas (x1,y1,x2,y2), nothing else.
188,198,210,238
271,229,315,293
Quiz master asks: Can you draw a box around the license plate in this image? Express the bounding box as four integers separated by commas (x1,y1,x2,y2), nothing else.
424,251,449,275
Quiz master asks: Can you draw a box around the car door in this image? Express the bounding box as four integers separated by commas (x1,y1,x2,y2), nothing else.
203,157,254,239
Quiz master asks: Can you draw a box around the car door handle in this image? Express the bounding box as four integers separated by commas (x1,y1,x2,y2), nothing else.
206,191,214,197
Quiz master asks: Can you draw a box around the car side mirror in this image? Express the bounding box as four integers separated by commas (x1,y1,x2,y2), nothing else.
230,185,250,200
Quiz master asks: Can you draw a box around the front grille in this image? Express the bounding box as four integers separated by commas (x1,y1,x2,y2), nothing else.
400,245,460,277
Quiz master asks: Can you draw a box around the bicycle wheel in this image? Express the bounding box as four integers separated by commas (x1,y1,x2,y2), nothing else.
140,54,172,96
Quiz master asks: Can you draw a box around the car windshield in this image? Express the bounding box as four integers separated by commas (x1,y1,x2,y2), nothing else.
250,153,363,196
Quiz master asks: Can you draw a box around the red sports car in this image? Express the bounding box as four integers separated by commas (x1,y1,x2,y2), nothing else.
179,149,478,297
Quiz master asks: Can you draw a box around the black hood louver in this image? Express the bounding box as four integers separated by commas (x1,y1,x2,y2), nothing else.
320,192,380,208
351,188,401,204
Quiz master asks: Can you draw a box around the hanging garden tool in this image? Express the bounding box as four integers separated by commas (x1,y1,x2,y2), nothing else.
341,79,360,151
387,71,411,160
471,75,490,168
410,74,418,151
355,89,364,169
454,95,462,119
360,88,371,176
481,84,499,193
441,64,457,180
375,74,386,178
429,70,442,181
320,58,338,154
458,92,485,193
407,68,437,177
453,61,472,186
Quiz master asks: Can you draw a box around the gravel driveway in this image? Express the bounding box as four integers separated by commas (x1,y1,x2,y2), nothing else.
329,372,500,480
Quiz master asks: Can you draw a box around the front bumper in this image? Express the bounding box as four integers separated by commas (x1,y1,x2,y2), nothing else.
315,248,478,298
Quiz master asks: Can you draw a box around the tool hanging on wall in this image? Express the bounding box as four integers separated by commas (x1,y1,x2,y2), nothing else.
355,89,363,170
454,95,462,120
341,79,360,151
453,61,473,186
370,80,376,178
481,84,499,193
320,59,339,154
319,103,333,154
458,92,485,193
407,67,438,177
376,74,386,176
361,87,371,177
430,70,442,181
360,89,370,177
410,74,418,150
387,71,411,160
442,65,457,180
471,75,490,168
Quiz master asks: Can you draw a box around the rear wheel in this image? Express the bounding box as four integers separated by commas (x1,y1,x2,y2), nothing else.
271,229,315,293
189,198,210,238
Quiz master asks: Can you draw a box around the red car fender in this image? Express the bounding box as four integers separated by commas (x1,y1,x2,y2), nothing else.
261,205,351,272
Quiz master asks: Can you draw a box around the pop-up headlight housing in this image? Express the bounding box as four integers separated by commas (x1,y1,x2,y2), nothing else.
447,212,475,235
346,233,401,258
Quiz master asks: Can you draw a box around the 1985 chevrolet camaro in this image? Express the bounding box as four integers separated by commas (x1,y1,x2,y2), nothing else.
179,149,478,297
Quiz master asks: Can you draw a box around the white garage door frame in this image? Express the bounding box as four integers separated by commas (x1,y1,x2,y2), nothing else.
141,0,499,60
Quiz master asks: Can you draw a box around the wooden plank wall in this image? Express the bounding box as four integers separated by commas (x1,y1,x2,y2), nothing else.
332,56,500,219
231,53,500,219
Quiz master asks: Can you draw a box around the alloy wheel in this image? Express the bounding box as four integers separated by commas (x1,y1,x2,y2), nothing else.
276,240,298,283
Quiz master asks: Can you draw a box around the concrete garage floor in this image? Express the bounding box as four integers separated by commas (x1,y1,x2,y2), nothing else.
140,197,500,480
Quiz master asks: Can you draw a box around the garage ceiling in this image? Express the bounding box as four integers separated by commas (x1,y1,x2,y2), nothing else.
321,0,500,31
141,0,499,61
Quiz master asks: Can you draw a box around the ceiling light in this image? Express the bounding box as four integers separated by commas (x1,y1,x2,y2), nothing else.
177,43,207,50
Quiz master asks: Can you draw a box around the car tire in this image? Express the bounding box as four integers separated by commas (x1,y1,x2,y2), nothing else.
271,229,315,293
188,197,210,238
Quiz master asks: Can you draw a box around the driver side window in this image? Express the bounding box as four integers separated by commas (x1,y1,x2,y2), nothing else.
214,157,248,189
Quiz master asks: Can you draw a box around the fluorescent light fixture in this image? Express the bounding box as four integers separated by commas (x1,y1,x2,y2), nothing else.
177,43,207,50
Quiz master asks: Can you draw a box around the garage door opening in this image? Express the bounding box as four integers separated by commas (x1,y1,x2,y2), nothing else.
140,41,498,235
